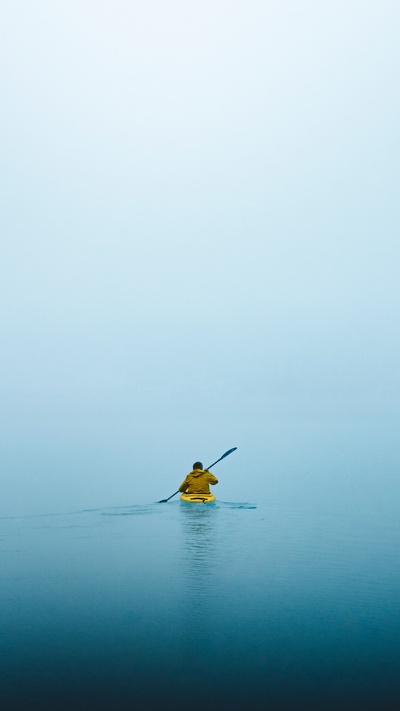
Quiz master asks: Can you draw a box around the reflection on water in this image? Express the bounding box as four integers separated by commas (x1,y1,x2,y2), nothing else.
178,504,218,679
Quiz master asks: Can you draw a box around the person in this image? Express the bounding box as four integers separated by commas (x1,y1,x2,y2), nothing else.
179,461,218,495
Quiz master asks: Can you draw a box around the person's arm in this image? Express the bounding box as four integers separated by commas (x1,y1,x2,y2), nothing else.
205,471,218,486
179,476,189,493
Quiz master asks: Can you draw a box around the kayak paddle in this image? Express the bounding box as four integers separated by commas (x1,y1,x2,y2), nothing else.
158,447,237,503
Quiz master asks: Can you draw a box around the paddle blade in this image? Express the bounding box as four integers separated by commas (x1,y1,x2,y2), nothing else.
206,447,237,470
221,447,237,459
158,490,179,503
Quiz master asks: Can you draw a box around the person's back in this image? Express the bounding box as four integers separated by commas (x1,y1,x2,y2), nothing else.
179,461,218,494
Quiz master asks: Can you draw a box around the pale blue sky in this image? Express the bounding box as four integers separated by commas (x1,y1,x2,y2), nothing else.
1,1,399,514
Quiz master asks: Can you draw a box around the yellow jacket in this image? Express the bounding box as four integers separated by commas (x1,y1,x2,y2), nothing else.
179,468,218,494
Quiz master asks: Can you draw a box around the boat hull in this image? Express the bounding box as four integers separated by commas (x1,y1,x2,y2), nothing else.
180,492,216,504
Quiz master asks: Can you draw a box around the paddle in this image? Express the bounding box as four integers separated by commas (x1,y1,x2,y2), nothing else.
158,447,237,503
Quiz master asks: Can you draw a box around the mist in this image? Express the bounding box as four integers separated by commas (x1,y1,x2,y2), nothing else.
1,0,399,516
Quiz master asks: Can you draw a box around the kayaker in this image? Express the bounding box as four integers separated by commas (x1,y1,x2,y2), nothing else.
179,462,218,495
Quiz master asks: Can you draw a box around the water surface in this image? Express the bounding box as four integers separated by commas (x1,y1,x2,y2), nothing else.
1,497,399,710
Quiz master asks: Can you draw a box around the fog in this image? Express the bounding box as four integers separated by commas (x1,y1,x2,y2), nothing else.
1,1,399,515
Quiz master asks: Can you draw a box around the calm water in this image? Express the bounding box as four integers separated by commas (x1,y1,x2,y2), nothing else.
1,496,400,710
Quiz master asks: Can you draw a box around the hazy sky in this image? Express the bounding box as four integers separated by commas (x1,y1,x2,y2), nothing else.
1,1,399,514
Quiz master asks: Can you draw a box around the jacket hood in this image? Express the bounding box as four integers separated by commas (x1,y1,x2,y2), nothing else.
191,468,204,477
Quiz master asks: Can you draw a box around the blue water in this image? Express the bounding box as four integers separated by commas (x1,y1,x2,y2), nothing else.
1,497,400,710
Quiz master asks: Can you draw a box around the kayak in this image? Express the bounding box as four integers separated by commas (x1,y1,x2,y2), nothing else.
180,492,216,504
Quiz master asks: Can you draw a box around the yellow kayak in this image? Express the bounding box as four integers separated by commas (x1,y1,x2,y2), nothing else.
180,492,216,504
